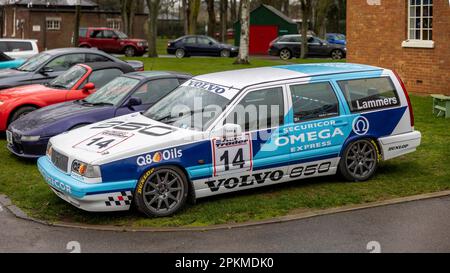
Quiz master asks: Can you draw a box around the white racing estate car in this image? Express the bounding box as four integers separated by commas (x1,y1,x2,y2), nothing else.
38,63,421,217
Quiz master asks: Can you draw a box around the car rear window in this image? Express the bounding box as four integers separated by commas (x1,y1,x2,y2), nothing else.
338,77,400,113
0,41,33,52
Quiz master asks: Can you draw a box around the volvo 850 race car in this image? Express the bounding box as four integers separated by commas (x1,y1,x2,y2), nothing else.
37,63,421,217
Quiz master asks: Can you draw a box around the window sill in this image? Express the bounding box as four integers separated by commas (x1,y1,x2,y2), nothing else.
402,40,435,49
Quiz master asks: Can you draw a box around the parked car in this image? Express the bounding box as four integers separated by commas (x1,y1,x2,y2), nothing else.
0,39,39,59
37,63,421,217
0,61,135,137
325,33,347,45
167,35,239,58
0,47,143,90
269,34,347,60
214,28,235,40
8,71,191,158
0,51,26,69
78,27,148,57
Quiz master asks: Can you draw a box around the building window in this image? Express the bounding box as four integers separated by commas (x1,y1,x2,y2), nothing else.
107,19,121,30
46,18,61,30
408,0,433,41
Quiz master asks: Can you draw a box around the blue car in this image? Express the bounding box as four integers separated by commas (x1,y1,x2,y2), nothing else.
326,33,346,45
37,63,421,217
167,35,239,58
0,52,25,69
7,71,191,158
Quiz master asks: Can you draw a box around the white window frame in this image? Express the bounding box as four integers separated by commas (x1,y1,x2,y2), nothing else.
402,0,434,48
46,17,61,31
107,18,121,30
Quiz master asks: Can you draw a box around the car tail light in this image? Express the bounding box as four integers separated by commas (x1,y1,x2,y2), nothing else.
393,70,414,127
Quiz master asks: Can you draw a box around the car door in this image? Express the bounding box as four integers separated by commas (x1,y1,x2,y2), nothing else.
32,53,85,84
102,30,119,52
307,37,323,56
196,37,217,56
286,81,350,177
212,86,290,189
88,29,103,49
183,37,199,55
114,78,181,116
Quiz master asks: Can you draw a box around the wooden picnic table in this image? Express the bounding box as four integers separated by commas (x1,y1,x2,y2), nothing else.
431,94,450,118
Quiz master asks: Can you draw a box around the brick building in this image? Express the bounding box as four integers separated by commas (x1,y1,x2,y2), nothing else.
347,0,450,95
0,0,180,51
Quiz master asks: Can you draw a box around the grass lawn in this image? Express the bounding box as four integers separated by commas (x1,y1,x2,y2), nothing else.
0,57,449,228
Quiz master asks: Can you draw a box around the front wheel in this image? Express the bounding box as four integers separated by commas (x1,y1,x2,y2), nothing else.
331,49,344,60
9,106,37,124
220,49,230,58
339,139,379,182
175,48,186,58
134,166,189,217
124,46,137,57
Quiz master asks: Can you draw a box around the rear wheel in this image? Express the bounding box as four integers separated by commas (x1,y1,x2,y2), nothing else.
124,46,137,57
220,49,230,58
134,166,189,217
9,106,37,124
279,49,292,60
339,139,379,182
175,48,186,58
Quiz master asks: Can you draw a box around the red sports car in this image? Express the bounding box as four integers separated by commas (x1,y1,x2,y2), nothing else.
0,62,134,131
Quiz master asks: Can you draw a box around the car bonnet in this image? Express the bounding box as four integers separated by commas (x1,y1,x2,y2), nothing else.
49,112,204,165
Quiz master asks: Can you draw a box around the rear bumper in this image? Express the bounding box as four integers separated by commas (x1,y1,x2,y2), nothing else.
37,156,137,212
378,130,421,160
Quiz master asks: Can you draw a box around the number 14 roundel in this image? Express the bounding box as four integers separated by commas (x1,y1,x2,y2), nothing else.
211,133,253,177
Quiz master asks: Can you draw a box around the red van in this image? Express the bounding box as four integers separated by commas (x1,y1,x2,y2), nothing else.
78,27,148,57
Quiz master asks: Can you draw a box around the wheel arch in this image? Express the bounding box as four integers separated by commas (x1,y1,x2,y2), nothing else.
339,135,382,160
7,103,41,125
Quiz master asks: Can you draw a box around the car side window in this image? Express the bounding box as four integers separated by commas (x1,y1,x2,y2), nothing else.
103,30,114,39
87,68,123,89
197,37,211,45
131,78,180,105
85,54,111,63
7,41,32,52
46,54,85,72
184,37,196,44
90,30,103,38
338,77,400,113
225,87,285,132
290,82,339,123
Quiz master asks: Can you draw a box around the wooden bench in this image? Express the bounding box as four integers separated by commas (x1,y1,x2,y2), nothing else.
431,94,450,118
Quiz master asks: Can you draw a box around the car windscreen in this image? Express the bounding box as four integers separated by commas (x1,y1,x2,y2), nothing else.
144,84,231,131
48,65,87,89
16,53,52,72
0,52,12,62
83,76,140,106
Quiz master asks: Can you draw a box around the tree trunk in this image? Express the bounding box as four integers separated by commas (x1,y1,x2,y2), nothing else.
234,0,250,65
73,3,81,47
188,0,200,35
146,0,160,57
220,0,228,42
182,0,189,35
230,0,237,23
129,0,136,36
299,0,312,59
206,0,215,37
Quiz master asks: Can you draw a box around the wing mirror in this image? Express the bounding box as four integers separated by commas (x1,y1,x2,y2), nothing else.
127,97,142,108
82,82,95,92
40,67,54,74
212,123,243,139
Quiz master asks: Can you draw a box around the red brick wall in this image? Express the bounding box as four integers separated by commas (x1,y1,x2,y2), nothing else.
347,0,450,95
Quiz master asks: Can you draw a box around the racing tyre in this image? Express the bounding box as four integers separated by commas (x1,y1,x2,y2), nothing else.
134,166,189,217
339,139,379,182
175,49,186,58
331,49,344,60
9,106,37,124
279,49,292,60
124,46,137,57
220,49,230,58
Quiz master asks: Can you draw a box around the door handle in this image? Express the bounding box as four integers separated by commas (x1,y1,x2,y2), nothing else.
333,121,348,127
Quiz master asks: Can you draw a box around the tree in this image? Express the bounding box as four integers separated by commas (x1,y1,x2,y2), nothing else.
206,0,216,37
299,0,313,59
234,0,250,65
188,0,201,34
219,0,228,42
182,0,189,35
73,0,81,47
121,0,137,35
230,0,238,23
145,0,161,57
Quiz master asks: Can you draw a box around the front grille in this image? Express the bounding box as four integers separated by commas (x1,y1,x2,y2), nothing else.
51,149,69,173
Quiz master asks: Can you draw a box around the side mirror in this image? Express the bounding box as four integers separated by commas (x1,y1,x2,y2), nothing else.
82,82,95,92
212,123,243,139
209,41,214,45
127,97,142,108
40,67,54,74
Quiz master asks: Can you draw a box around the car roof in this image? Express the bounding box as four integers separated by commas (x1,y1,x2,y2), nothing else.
125,71,192,80
193,63,383,90
81,62,134,73
42,47,113,56
0,38,38,42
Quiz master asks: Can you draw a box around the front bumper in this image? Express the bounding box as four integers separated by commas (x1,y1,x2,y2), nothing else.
37,156,137,212
6,134,49,159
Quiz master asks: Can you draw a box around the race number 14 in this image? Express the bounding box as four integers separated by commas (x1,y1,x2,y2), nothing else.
212,134,253,176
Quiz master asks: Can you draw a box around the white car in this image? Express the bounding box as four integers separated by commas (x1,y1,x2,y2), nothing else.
0,39,39,59
37,63,422,217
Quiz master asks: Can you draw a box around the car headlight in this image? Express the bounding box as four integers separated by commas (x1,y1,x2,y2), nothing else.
21,135,40,142
0,100,4,106
72,160,101,179
137,42,146,47
46,142,53,158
